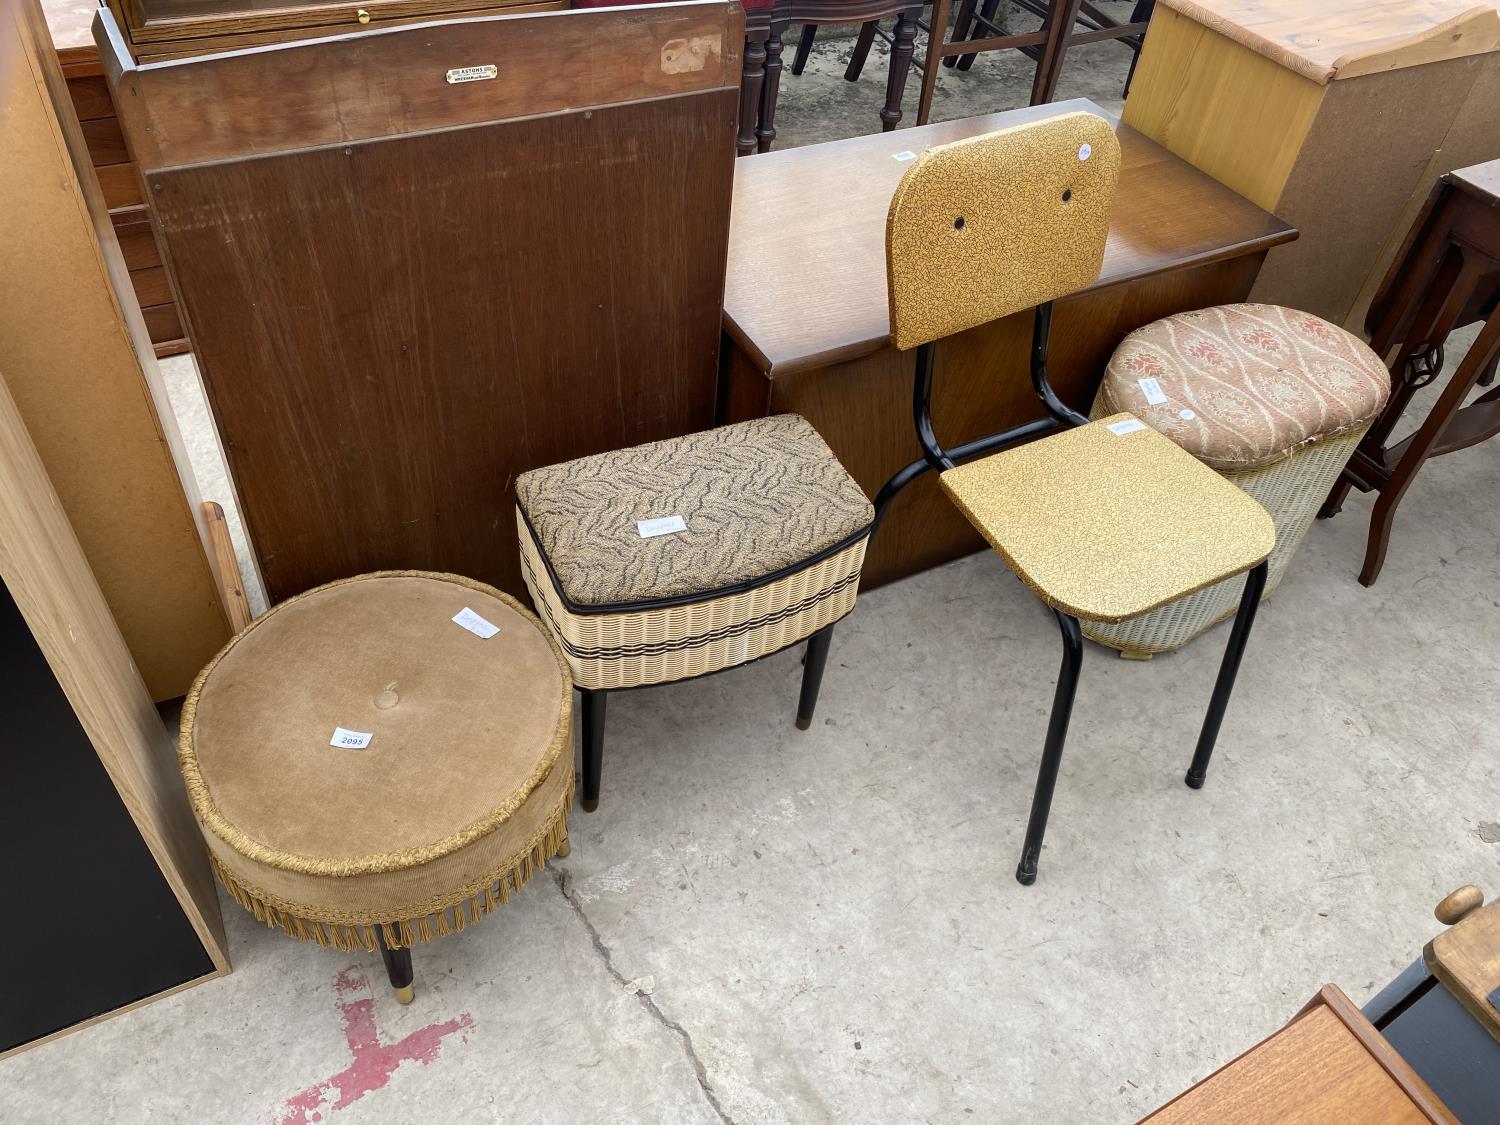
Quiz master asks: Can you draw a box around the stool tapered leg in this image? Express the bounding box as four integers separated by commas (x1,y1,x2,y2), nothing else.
376,929,415,1005
580,689,606,812
1017,610,1083,886
792,24,817,75
1185,561,1268,789
796,625,835,730
846,20,878,81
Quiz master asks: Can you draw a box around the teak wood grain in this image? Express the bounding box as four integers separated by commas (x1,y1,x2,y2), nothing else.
113,0,561,48
121,1,565,62
1141,984,1456,1123
103,4,742,603
98,2,742,167
723,99,1293,378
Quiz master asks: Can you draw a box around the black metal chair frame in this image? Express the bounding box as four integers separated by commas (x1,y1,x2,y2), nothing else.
873,301,1269,885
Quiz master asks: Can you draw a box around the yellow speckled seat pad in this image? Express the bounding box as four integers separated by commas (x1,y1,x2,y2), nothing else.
886,110,1121,351
940,415,1275,623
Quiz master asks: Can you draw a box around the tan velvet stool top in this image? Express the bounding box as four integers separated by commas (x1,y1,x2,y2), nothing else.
179,571,573,958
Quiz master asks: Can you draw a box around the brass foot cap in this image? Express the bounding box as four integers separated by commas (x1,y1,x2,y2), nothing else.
556,839,572,858
795,717,812,731
580,798,599,813
394,984,415,1005
1119,650,1153,661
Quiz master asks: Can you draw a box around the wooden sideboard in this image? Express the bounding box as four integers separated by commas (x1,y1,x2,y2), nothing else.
100,2,742,605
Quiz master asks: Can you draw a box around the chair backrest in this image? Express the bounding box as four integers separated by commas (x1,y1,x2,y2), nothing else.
885,111,1121,352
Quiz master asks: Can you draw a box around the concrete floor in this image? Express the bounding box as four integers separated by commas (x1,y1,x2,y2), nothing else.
8,9,1500,1124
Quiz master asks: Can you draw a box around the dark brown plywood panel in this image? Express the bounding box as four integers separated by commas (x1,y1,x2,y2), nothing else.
150,91,736,602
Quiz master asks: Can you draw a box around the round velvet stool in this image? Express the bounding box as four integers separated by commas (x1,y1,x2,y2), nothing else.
179,571,573,1002
1088,303,1391,657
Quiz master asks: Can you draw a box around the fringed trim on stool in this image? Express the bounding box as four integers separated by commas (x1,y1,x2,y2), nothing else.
208,783,573,951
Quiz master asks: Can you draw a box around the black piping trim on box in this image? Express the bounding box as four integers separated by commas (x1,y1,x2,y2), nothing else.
522,550,860,659
515,500,874,617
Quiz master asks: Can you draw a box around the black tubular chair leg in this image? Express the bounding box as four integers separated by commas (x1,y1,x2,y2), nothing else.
580,688,606,812
796,625,836,730
846,20,879,81
792,24,817,76
1016,610,1084,885
376,929,415,1005
1184,560,1268,789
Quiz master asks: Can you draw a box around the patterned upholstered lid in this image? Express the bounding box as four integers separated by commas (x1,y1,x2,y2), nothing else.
516,415,874,608
1100,304,1391,471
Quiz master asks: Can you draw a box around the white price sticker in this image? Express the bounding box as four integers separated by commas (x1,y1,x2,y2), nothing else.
452,606,500,639
1107,418,1148,436
1137,376,1168,405
331,727,373,750
892,150,917,162
637,515,688,539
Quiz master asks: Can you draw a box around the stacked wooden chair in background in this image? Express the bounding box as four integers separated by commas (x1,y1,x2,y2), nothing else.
787,0,1153,137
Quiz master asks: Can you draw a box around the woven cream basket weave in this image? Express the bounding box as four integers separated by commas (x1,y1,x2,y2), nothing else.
520,513,867,690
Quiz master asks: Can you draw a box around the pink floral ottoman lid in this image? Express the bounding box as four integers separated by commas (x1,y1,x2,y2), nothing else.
1100,304,1391,471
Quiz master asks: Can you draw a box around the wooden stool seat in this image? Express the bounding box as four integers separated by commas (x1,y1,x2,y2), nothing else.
941,414,1274,622
180,571,573,994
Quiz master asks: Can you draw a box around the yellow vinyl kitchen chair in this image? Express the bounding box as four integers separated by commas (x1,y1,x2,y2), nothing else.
873,111,1276,884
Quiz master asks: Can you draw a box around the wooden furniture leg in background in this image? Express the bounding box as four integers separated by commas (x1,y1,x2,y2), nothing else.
791,23,816,73
756,24,787,152
915,0,953,123
879,7,922,130
201,500,252,632
738,21,770,156
1029,0,1081,104
1359,311,1500,585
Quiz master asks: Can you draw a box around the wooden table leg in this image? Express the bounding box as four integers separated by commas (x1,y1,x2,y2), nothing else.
738,24,770,157
756,24,786,153
916,0,952,125
880,8,922,131
1359,309,1500,585
1030,0,1083,105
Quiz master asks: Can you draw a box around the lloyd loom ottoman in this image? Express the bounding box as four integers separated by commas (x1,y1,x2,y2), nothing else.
1088,303,1390,657
179,571,573,1002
